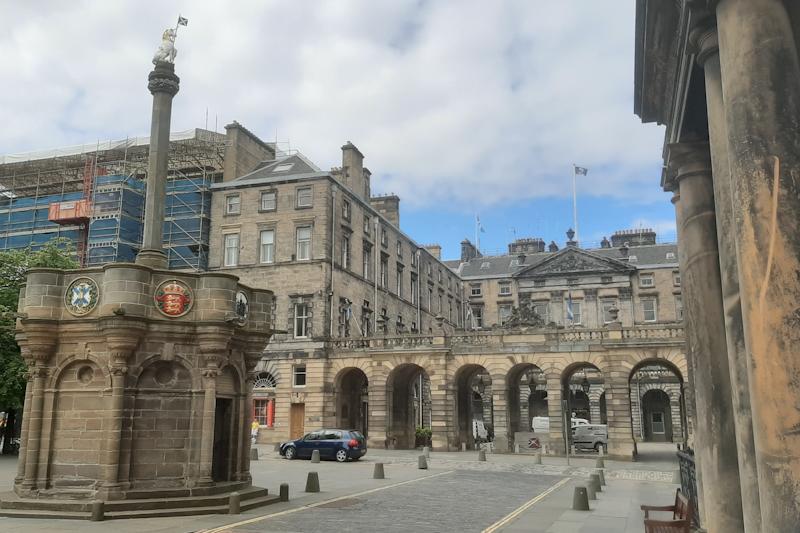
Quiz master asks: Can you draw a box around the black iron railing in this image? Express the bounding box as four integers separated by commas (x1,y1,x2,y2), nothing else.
677,448,700,527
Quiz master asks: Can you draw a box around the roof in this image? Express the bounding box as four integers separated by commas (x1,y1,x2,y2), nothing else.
211,154,325,190
454,243,679,279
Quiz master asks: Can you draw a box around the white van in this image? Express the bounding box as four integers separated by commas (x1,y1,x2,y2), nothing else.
572,424,608,451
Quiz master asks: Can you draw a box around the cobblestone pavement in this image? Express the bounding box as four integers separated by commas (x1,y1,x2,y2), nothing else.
214,470,566,533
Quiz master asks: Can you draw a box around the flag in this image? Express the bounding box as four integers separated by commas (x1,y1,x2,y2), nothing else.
574,166,588,176
477,215,486,233
566,292,574,321
177,16,189,26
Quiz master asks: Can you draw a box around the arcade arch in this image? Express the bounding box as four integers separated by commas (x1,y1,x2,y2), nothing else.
386,363,430,449
335,368,369,436
629,360,685,444
455,364,493,448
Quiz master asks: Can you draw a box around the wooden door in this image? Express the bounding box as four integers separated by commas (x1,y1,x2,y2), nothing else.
290,403,305,440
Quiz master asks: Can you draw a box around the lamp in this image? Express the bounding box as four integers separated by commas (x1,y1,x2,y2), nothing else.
474,374,486,395
581,375,591,394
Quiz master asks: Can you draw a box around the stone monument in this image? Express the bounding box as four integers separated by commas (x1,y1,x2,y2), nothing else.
0,19,279,519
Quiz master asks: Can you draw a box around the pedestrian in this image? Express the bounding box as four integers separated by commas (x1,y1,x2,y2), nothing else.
251,419,260,445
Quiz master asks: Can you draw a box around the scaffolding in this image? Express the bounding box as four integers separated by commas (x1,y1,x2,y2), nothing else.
0,129,227,270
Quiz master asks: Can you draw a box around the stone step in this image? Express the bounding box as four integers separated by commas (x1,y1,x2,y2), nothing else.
104,486,269,512
0,508,90,520
122,480,250,500
105,494,280,519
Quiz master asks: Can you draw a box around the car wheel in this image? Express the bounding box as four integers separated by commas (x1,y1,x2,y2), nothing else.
335,449,348,462
594,442,601,452
284,446,296,460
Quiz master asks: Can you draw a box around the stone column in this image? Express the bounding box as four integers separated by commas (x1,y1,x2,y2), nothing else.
545,374,565,454
100,364,127,493
604,379,635,460
716,0,800,528
367,382,388,450
14,372,34,484
668,142,744,532
136,60,180,269
20,366,48,491
490,375,510,452
693,21,762,532
198,366,219,485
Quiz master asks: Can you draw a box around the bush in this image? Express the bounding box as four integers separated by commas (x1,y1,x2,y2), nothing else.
415,427,432,447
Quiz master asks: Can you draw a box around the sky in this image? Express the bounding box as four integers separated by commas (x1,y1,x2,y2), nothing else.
0,0,675,260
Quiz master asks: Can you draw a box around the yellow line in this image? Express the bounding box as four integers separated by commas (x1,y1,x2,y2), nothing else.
199,470,455,533
482,477,572,533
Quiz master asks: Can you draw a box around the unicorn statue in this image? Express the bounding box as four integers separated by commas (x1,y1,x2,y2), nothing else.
152,17,187,65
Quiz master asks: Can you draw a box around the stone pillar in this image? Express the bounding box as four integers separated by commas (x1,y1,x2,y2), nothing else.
491,376,510,452
604,378,635,460
668,142,744,532
20,366,48,491
14,373,34,484
136,60,180,269
716,0,800,528
100,364,127,492
367,382,387,450
694,21,762,532
545,375,565,454
198,367,219,485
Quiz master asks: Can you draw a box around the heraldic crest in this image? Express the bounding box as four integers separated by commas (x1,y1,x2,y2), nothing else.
154,279,193,317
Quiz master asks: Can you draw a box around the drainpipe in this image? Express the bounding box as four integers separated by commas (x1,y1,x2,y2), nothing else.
416,249,422,330
329,187,336,337
373,217,379,334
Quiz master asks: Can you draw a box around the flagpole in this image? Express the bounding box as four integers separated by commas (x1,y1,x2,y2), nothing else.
476,215,480,252
571,164,579,245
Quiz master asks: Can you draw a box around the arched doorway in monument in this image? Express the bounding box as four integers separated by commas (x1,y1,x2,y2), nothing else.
213,366,242,482
562,363,606,426
386,363,430,449
507,363,547,439
335,368,369,437
629,360,685,444
455,364,493,449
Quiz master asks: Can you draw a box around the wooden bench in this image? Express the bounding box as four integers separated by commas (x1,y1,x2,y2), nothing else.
641,488,693,533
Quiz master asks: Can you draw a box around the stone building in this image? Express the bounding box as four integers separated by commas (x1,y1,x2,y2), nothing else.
635,0,800,530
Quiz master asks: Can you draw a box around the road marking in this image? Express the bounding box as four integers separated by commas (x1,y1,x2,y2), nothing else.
482,477,571,533
199,470,455,533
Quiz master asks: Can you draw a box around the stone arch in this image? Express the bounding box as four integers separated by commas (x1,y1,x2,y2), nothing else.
506,362,547,437
561,361,606,425
640,389,673,442
129,353,201,390
48,354,110,389
453,363,493,449
385,362,431,449
334,367,369,436
628,356,686,445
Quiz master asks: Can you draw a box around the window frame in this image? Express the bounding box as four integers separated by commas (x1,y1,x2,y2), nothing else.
292,364,307,387
259,229,275,264
342,199,351,221
569,300,582,325
225,194,241,216
642,298,658,322
223,233,240,267
342,235,351,269
296,186,313,208
498,282,511,296
363,242,373,280
293,303,310,338
639,273,655,288
260,190,277,212
296,226,312,261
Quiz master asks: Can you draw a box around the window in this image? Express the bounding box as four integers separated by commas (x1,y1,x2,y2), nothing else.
396,264,404,296
534,279,545,288
253,399,269,426
471,284,482,297
259,230,275,263
675,295,683,321
628,255,638,263
499,304,512,325
601,300,617,323
338,298,351,337
666,251,676,260
380,256,388,288
438,293,443,313
381,228,388,247
294,303,310,338
296,226,312,260
411,321,417,333
296,186,313,208
293,365,307,386
225,194,241,215
639,273,655,288
568,301,582,325
342,200,351,220
411,274,418,304
437,269,442,283
363,242,372,280
364,215,371,234
480,261,490,270
396,315,404,333
428,288,433,310
673,272,681,286
427,263,432,277
253,372,277,389
361,302,372,336
499,283,511,296
224,233,239,266
260,191,276,211
448,301,453,321
411,251,418,267
396,241,402,258
642,298,657,322
471,306,484,328
532,303,549,323
342,235,351,269
273,162,294,173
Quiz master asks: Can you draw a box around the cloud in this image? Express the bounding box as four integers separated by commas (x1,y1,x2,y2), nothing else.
0,1,664,210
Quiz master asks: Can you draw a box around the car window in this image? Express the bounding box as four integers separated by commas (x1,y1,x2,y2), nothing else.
349,431,364,440
322,431,341,440
303,432,321,441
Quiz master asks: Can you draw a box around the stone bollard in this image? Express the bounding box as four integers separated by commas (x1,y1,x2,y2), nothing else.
596,456,604,468
229,491,241,514
418,455,428,470
90,500,104,522
461,442,467,452
572,487,590,511
478,449,487,462
586,482,597,500
274,443,281,452
598,444,605,456
305,472,320,493
311,449,320,463
250,447,259,461
596,469,606,486
514,444,520,454
423,446,430,458
279,483,289,502
589,473,602,493
534,453,542,465
373,463,385,479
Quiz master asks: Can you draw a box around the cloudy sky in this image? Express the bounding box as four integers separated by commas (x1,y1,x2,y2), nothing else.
1,0,674,258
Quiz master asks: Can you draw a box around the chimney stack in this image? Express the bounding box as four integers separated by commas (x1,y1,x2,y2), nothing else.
461,239,482,262
548,241,559,252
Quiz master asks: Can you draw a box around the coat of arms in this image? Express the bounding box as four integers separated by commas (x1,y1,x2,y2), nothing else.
64,277,99,316
235,291,249,324
154,279,193,317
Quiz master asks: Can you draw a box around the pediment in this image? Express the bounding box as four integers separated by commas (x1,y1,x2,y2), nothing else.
514,248,633,278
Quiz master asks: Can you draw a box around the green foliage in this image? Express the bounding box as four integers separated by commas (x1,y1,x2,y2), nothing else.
0,240,78,409
415,427,432,439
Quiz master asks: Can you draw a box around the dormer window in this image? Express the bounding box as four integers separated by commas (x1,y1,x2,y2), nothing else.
480,262,490,269
666,251,676,260
628,255,638,263
273,162,294,173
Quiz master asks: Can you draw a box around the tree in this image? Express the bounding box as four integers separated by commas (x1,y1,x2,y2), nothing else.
0,240,77,453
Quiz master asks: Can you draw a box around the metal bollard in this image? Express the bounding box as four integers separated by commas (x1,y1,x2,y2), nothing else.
423,446,430,458
596,469,606,486
589,473,602,493
572,487,590,511
305,471,320,493
373,462,385,479
478,449,487,462
250,447,259,460
229,491,241,514
279,482,289,501
418,455,428,469
311,449,320,463
90,500,104,522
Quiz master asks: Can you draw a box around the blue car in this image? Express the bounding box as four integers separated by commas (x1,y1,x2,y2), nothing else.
280,429,367,462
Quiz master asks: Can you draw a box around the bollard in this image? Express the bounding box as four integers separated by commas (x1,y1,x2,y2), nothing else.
571,445,577,455
305,472,320,493
418,455,428,469
598,444,605,456
229,491,241,514
250,447,259,461
514,444,520,454
596,456,604,468
572,487,590,511
461,442,467,452
274,443,281,452
586,482,597,501
478,449,487,462
423,446,430,458
589,473,602,493
311,449,320,463
279,482,289,502
373,462,385,479
90,500,104,522
534,452,542,465
596,469,606,486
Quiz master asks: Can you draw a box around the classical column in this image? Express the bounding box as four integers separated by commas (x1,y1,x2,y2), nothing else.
693,21,762,532
544,374,565,454
490,375,510,452
716,0,800,528
198,366,219,485
14,372,34,485
136,60,180,269
99,363,128,493
20,366,48,491
668,142,744,532
604,379,635,460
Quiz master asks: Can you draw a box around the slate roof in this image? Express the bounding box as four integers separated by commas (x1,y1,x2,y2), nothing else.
453,243,679,279
211,154,324,190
